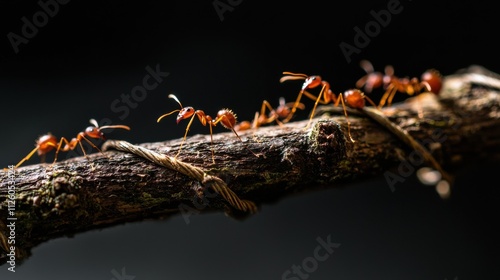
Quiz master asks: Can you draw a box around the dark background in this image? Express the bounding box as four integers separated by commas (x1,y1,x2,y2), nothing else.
1,0,499,279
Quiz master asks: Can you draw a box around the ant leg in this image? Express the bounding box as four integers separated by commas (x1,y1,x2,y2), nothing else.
77,137,98,169
336,94,355,143
258,100,280,127
229,127,260,158
386,85,402,107
61,136,102,168
176,114,197,159
306,84,331,128
250,111,260,129
278,101,306,125
273,117,285,127
51,136,92,167
378,85,396,109
300,84,333,129
363,94,379,108
282,90,305,123
355,75,368,90
10,146,40,169
79,135,105,156
259,100,274,118
213,115,260,159
39,153,47,164
208,123,215,164
52,137,71,166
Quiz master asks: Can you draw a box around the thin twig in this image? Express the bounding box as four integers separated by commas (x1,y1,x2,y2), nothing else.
360,106,455,184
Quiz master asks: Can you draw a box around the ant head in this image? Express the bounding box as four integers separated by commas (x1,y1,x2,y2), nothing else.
343,89,366,109
177,107,195,124
85,126,105,139
275,105,291,119
302,75,323,90
275,97,289,118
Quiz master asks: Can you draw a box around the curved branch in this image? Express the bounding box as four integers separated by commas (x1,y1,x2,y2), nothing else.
0,65,499,267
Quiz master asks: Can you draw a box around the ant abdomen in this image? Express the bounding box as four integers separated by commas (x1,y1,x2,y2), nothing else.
216,109,237,129
421,69,442,95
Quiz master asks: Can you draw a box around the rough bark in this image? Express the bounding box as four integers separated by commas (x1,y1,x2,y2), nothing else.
1,65,499,266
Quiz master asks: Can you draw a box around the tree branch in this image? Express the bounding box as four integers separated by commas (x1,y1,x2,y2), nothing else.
1,65,499,266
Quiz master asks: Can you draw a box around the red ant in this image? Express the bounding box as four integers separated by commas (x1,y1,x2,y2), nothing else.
355,59,385,94
379,65,442,109
235,97,305,131
280,72,378,142
8,133,59,169
232,115,254,132
279,72,333,125
157,94,259,163
269,97,306,124
9,119,131,169
355,60,443,109
420,68,442,95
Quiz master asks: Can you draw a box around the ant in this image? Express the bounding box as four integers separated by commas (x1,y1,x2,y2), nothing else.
8,133,59,169
379,65,442,109
235,97,305,131
355,59,385,94
279,72,333,125
9,119,131,169
279,72,378,142
157,94,259,163
355,60,443,109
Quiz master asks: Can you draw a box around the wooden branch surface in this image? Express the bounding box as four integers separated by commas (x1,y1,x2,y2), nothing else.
1,65,499,266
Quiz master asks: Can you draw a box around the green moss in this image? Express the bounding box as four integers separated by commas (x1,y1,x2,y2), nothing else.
28,170,84,217
170,191,185,200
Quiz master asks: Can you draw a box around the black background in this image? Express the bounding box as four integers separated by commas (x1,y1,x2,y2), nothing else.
0,0,499,279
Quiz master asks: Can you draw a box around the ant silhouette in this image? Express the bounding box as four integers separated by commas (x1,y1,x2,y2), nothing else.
235,97,305,131
355,60,443,109
279,72,378,141
157,94,259,163
8,119,131,169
